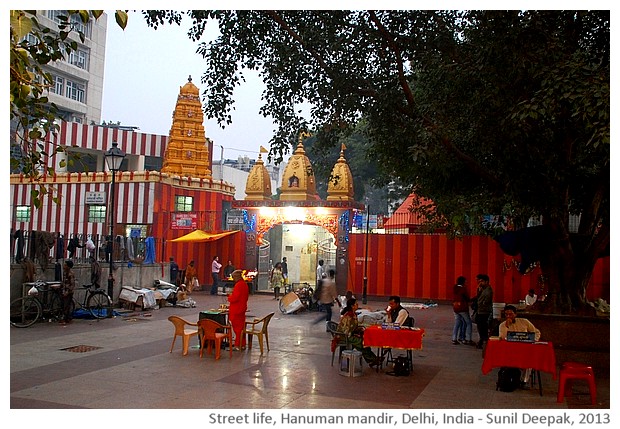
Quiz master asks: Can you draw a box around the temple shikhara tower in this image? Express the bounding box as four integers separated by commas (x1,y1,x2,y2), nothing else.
279,132,319,201
161,76,212,178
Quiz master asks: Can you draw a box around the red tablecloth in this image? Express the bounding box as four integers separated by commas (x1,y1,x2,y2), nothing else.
481,340,557,378
363,326,425,349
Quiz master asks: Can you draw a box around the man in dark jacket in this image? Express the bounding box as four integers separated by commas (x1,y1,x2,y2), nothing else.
474,273,493,349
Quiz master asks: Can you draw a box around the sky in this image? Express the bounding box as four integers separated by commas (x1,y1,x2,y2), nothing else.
101,10,277,162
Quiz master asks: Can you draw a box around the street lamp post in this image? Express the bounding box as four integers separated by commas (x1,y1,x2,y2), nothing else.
104,141,125,317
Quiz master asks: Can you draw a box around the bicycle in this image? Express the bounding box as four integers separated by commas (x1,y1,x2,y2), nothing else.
10,282,112,328
68,284,112,320
10,281,64,328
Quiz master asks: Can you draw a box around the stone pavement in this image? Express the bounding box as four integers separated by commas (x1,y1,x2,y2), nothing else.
10,290,609,410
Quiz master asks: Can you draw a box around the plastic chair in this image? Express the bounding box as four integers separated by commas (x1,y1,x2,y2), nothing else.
198,319,233,360
327,321,351,366
557,362,597,405
244,312,275,354
167,315,199,356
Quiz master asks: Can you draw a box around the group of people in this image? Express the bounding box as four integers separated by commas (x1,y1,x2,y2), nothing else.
451,274,541,351
169,255,239,296
334,294,412,367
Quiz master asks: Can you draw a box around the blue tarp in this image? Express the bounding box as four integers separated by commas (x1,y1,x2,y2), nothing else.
143,236,155,264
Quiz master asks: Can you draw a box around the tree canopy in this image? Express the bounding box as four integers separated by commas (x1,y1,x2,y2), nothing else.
144,10,609,312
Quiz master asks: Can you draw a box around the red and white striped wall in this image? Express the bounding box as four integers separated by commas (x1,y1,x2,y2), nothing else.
47,121,167,157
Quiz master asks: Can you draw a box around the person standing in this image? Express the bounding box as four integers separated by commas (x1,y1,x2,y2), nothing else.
281,257,289,291
227,269,249,350
269,262,284,300
452,276,474,345
60,260,76,324
524,288,538,308
474,273,493,349
184,260,197,293
315,259,326,303
313,269,339,325
90,256,101,289
169,256,179,285
222,260,236,294
223,260,236,278
210,256,222,295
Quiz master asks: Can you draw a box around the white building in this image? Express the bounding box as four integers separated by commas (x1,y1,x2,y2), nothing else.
30,10,108,125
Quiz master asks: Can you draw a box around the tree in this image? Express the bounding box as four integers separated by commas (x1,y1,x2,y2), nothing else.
151,11,606,312
10,10,128,206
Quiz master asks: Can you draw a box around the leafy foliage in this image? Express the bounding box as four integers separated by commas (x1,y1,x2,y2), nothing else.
141,11,608,311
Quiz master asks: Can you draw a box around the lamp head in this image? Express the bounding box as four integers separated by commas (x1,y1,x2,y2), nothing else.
105,141,126,171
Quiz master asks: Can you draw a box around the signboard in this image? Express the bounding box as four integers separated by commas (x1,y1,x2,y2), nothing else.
354,214,378,230
227,210,244,226
171,213,197,230
85,191,106,204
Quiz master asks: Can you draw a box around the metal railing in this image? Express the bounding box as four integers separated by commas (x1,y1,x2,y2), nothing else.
10,230,159,266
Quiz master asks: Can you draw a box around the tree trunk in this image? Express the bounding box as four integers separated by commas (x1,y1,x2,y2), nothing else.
537,218,606,315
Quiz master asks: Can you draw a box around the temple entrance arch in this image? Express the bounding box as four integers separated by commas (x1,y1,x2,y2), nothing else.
260,222,336,288
232,201,364,294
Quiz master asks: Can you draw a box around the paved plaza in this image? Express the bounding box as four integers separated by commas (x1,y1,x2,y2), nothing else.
10,291,609,411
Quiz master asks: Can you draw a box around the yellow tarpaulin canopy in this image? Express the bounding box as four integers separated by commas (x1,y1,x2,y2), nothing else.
169,230,239,243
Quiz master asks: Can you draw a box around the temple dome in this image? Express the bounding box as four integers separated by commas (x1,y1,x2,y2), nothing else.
180,75,200,96
279,133,319,201
326,144,354,201
244,153,272,200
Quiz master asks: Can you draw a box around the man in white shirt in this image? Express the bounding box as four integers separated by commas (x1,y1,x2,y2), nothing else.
210,256,222,295
499,304,541,388
524,289,538,308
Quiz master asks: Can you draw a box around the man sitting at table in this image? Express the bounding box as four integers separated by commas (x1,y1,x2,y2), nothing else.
499,304,541,388
386,296,413,327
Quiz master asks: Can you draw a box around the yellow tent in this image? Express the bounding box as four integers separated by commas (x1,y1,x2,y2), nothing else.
169,230,239,243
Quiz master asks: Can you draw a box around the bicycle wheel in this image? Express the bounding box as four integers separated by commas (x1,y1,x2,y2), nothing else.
87,291,112,319
48,292,65,321
10,297,42,328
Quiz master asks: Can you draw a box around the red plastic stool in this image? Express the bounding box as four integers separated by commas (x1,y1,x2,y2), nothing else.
557,362,596,405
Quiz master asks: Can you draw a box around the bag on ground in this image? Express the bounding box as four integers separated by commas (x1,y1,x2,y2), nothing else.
496,367,521,392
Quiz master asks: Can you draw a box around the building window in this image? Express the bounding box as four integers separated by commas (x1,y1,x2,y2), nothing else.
175,196,193,212
65,79,85,103
126,224,147,238
68,49,89,70
88,205,106,223
144,155,162,171
48,10,92,38
66,150,97,173
53,75,64,95
15,206,31,222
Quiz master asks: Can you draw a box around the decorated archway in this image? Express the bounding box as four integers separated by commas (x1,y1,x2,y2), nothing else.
232,200,363,293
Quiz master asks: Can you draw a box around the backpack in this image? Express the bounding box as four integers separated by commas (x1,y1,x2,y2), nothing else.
387,356,410,377
496,367,521,392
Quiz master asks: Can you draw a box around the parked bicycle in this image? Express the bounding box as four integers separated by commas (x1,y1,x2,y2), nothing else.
10,281,64,328
10,281,111,328
67,284,112,320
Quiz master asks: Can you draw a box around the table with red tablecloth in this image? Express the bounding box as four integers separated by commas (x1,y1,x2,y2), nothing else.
482,340,557,395
363,326,425,372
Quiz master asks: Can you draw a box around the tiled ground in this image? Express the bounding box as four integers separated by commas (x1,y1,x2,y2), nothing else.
10,291,609,410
